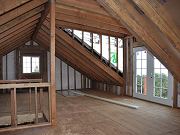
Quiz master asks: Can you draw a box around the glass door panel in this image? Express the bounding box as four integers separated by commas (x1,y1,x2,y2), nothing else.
135,50,147,95
133,47,173,106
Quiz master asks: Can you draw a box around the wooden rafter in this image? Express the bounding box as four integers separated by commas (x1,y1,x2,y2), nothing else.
97,0,180,81
0,0,31,15
0,0,47,26
32,1,50,40
0,6,43,33
132,0,180,52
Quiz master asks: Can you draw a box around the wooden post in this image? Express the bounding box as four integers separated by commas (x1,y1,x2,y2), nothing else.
116,38,119,72
122,38,127,96
108,36,111,66
91,33,93,53
100,34,102,61
129,37,133,96
74,70,76,90
81,74,83,89
60,60,62,91
35,87,38,124
82,31,84,46
67,65,70,95
39,88,43,112
6,54,8,80
29,88,32,113
11,88,17,127
173,79,178,108
50,0,56,126
0,55,2,80
72,29,74,39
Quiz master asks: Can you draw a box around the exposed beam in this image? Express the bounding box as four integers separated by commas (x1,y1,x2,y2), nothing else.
0,0,31,15
55,13,129,35
37,29,105,81
56,0,109,16
50,0,56,126
0,6,43,33
36,34,99,81
32,1,50,40
1,36,32,56
97,0,180,81
0,30,34,54
0,26,36,46
56,20,125,37
0,23,37,43
44,21,123,85
0,18,39,39
0,0,47,25
132,0,180,52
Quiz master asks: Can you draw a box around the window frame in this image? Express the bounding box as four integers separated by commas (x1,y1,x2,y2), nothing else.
22,55,41,74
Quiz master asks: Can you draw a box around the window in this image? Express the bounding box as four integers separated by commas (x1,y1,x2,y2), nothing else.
135,50,147,95
154,57,168,99
93,33,100,54
118,38,123,72
83,32,92,47
74,30,82,40
102,35,109,60
23,56,40,73
110,37,117,67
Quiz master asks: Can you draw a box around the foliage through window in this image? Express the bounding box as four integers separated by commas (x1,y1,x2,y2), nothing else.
154,57,168,99
23,56,40,73
136,50,147,95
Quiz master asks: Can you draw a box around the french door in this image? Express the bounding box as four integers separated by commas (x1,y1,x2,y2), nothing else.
133,47,173,106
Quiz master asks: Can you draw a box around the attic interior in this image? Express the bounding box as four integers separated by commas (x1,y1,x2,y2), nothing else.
0,0,180,134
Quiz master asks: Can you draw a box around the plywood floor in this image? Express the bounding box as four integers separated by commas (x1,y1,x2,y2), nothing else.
1,89,180,135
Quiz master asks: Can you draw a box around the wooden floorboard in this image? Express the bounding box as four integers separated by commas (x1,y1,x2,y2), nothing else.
0,89,180,135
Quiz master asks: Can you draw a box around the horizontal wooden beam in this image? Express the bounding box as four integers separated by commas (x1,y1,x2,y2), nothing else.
0,82,50,89
55,13,129,35
56,20,125,37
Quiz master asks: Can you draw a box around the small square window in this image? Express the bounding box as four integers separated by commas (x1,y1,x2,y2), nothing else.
23,56,40,73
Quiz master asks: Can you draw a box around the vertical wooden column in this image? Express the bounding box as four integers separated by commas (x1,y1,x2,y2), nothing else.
72,29,74,39
11,88,17,127
116,38,119,72
123,37,133,96
67,65,70,95
100,34,102,60
6,54,8,80
0,55,2,80
29,87,32,113
50,0,56,126
35,87,38,124
91,33,93,53
173,79,178,108
108,36,111,66
129,37,133,96
122,38,127,96
60,60,62,91
81,74,83,89
82,31,84,46
74,70,76,90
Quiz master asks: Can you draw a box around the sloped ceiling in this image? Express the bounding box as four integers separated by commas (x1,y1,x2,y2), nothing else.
0,0,179,82
0,0,126,86
97,0,180,81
